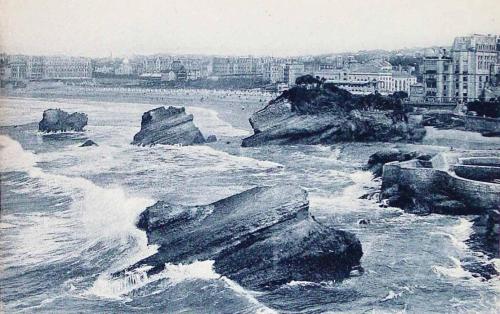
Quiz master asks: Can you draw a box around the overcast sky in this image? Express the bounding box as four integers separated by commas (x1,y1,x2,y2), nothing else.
1,0,499,57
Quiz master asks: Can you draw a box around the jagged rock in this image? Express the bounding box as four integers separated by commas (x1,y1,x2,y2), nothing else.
119,184,363,290
38,109,88,132
242,86,426,147
366,149,420,177
132,106,205,146
79,139,98,147
206,135,217,143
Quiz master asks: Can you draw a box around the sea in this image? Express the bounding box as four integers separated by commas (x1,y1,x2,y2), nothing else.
0,96,499,313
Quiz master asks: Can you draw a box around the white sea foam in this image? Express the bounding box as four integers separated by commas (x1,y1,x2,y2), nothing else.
286,280,318,287
187,106,251,137
0,135,38,171
0,135,157,270
381,290,403,302
89,259,277,313
432,256,474,280
310,170,375,213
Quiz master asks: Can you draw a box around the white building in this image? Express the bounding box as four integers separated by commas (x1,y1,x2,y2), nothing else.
43,56,92,79
284,63,305,86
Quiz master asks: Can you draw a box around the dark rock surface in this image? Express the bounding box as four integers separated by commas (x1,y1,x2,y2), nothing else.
79,139,98,147
422,111,465,129
132,106,205,146
38,109,88,132
380,184,469,215
122,184,363,290
206,135,217,142
366,148,418,177
242,85,426,147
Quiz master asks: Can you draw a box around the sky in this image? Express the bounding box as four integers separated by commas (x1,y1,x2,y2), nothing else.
1,0,499,57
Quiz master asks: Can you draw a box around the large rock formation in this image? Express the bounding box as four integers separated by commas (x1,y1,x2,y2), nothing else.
132,106,205,146
38,109,88,132
242,84,426,147
117,184,363,290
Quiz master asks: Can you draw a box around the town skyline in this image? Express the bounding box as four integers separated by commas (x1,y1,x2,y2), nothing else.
1,0,500,58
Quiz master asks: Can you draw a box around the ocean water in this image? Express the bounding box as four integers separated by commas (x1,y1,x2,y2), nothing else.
0,97,499,313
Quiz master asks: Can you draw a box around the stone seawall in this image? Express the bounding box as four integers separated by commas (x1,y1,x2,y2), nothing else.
453,164,500,182
382,152,500,213
464,116,500,133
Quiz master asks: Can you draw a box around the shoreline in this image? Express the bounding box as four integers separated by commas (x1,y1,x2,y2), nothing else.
1,88,272,132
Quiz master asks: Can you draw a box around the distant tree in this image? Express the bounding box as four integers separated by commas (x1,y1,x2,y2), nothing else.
295,74,321,86
467,98,500,118
389,91,408,101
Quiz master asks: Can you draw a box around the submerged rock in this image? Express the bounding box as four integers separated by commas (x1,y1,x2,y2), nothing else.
38,109,88,132
122,184,363,290
132,106,205,146
206,135,217,143
79,139,98,147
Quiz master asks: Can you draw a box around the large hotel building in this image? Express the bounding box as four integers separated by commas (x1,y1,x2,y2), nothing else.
421,34,499,103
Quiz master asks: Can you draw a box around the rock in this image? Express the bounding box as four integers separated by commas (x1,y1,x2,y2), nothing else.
206,135,217,143
358,219,371,225
79,139,98,147
132,106,205,146
38,109,88,132
119,184,363,290
486,210,500,243
366,149,418,177
242,86,426,147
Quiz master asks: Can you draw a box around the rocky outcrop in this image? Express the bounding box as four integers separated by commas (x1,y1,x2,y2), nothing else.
38,109,88,132
118,184,363,290
132,106,205,146
366,148,434,177
242,86,426,147
79,139,98,147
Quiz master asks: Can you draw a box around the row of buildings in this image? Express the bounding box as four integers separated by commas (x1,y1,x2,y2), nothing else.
3,34,498,102
0,53,419,94
410,34,500,103
1,55,93,81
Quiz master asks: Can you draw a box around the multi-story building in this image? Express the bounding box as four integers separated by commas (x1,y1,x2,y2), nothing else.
420,34,499,103
421,54,453,102
43,56,92,79
27,56,44,80
269,64,285,83
284,63,305,86
326,80,379,95
7,55,27,81
451,34,498,102
0,53,8,81
115,59,134,76
211,57,263,78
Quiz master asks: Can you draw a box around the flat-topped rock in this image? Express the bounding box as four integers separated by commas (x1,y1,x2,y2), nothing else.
132,106,205,146
38,109,88,132
118,184,363,290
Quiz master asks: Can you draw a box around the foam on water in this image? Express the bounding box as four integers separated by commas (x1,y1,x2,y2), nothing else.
0,135,157,269
310,170,376,213
432,256,474,280
89,259,277,313
187,106,251,137
430,218,476,281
